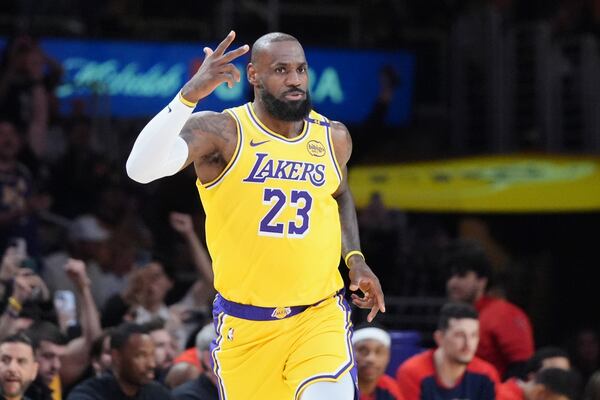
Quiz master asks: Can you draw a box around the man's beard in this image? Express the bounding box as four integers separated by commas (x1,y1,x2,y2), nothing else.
259,87,312,121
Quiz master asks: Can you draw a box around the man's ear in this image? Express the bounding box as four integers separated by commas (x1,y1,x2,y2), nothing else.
247,63,257,85
433,330,443,347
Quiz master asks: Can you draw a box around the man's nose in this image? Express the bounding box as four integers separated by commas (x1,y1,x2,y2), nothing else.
286,71,302,86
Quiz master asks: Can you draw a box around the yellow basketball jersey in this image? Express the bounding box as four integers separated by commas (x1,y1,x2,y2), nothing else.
197,103,344,307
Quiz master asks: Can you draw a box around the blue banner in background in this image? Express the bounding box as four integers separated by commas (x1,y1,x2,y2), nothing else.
2,37,414,125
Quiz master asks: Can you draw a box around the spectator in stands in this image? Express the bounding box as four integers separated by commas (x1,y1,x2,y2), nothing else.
0,333,39,400
89,331,111,378
170,323,217,399
0,34,62,169
499,368,581,400
24,321,67,400
445,239,534,379
352,325,403,400
141,318,178,384
23,259,102,399
0,258,51,340
0,120,50,258
43,215,118,310
48,117,110,219
396,302,500,400
500,346,572,399
66,323,172,399
569,328,600,385
583,369,600,400
526,347,571,379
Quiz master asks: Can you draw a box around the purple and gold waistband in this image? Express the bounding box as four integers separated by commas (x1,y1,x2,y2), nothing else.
214,290,344,321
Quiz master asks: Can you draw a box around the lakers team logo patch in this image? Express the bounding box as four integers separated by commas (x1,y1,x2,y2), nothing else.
307,140,326,157
271,307,292,319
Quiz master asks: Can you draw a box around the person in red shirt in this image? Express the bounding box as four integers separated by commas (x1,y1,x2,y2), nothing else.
445,239,534,379
396,302,500,400
353,326,404,400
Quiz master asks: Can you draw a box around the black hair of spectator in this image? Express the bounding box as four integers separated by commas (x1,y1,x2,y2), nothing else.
90,329,112,360
443,239,492,281
526,346,570,375
147,253,177,282
437,302,479,331
25,320,67,347
110,322,147,351
140,317,166,334
0,332,36,351
535,368,581,400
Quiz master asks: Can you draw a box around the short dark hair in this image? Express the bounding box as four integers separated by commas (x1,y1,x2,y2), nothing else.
25,321,67,347
140,317,166,334
443,239,492,280
0,332,36,351
535,368,581,400
526,346,570,375
110,323,147,351
437,302,479,331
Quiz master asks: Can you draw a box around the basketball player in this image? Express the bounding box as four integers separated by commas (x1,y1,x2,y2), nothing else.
126,30,385,400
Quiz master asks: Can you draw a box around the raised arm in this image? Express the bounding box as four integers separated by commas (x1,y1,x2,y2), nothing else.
126,31,249,184
331,122,385,322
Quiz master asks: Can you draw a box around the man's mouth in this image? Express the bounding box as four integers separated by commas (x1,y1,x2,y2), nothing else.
283,91,305,100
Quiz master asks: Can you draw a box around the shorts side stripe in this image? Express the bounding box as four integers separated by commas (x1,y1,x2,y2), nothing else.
212,312,228,400
294,294,355,400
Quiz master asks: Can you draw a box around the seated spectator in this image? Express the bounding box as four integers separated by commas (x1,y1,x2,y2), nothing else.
500,346,572,400
445,239,534,379
526,347,571,380
24,321,67,400
500,368,581,400
0,333,39,400
66,323,172,399
396,302,500,400
141,318,178,384
569,328,600,385
352,325,404,400
170,323,217,400
583,369,600,400
89,331,111,378
0,120,51,258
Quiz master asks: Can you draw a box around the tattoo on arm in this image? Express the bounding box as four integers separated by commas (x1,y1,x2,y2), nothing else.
179,112,235,165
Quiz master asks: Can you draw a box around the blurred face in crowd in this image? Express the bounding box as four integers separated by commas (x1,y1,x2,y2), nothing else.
0,342,38,400
141,263,173,308
148,329,176,371
35,341,65,386
92,335,112,377
575,329,599,365
113,334,156,387
435,318,480,365
0,122,21,162
446,271,486,304
354,339,390,385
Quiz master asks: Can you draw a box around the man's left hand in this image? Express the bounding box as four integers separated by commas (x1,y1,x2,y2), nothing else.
348,259,385,323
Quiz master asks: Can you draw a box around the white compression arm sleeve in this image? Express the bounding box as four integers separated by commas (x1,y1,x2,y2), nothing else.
126,92,194,184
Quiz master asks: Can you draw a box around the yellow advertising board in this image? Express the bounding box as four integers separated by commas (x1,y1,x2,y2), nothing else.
349,154,600,212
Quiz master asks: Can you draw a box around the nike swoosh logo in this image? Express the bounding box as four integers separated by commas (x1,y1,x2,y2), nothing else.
167,105,172,113
250,139,270,147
